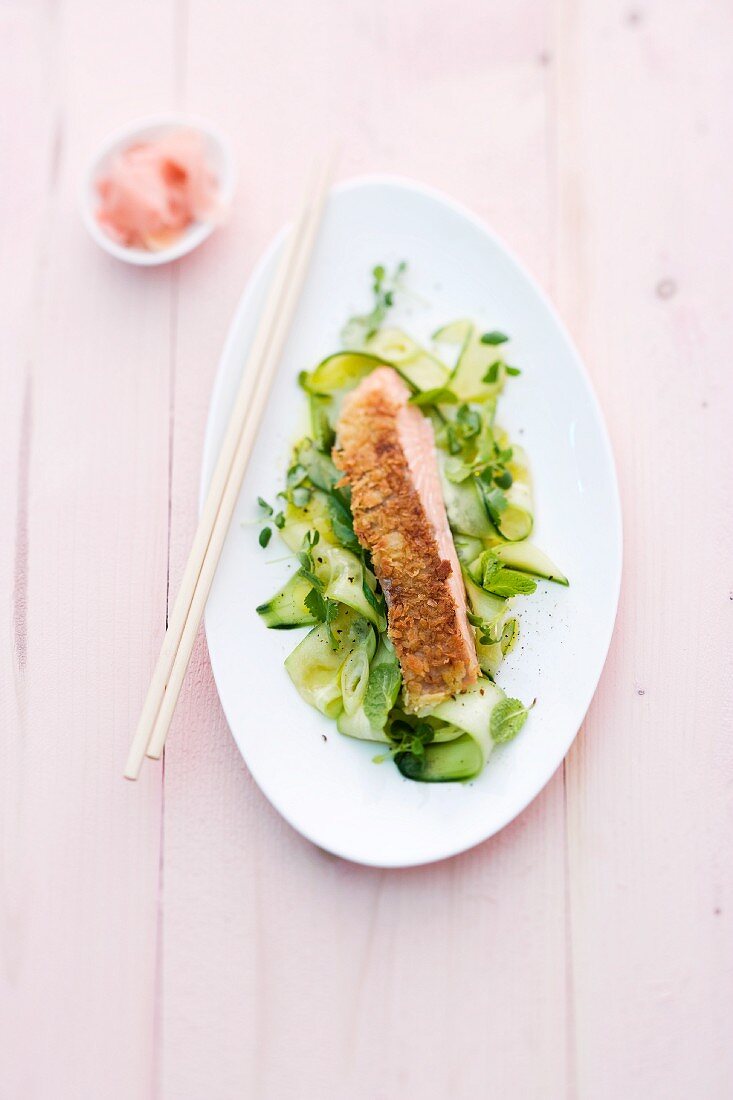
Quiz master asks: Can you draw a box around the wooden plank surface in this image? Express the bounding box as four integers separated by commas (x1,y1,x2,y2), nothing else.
1,2,731,1098
1,2,176,1097
556,4,733,1097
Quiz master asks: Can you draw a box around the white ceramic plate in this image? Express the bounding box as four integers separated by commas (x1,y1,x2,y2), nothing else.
202,176,621,868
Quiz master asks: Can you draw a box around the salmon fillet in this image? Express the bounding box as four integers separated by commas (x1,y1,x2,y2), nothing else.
333,367,479,711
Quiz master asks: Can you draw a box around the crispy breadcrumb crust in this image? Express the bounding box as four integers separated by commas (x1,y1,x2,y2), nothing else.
333,369,478,711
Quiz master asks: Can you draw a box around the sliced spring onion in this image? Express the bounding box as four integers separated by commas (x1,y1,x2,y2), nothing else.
340,635,376,716
284,609,372,719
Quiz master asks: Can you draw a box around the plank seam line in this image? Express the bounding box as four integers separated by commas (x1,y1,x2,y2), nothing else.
12,373,32,684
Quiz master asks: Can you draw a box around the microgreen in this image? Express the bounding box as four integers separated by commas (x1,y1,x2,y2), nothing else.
259,526,272,548
482,361,502,385
389,717,436,759
467,611,501,647
297,530,340,648
480,331,509,346
363,661,402,729
341,261,408,346
456,404,481,438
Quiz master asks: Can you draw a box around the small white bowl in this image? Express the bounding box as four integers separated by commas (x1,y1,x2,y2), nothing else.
81,114,235,267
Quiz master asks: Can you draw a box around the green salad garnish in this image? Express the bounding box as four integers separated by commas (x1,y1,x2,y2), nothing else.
255,266,568,782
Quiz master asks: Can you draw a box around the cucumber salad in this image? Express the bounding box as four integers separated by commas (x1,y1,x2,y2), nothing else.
255,264,567,783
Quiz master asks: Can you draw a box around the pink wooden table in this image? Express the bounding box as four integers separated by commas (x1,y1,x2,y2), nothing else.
3,2,732,1097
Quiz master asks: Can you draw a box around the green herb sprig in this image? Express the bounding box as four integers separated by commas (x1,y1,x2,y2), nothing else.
341,261,407,346
363,661,402,729
477,552,538,598
480,331,509,346
490,697,535,743
296,530,341,649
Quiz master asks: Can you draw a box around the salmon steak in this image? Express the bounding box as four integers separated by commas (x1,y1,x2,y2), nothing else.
332,367,479,711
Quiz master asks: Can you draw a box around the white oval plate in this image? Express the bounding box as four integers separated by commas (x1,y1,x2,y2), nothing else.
202,176,621,868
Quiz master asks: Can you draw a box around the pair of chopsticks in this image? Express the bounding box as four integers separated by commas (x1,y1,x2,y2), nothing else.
125,155,335,780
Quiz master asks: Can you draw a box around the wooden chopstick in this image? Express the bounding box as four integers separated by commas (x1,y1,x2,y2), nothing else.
124,155,334,780
144,155,333,762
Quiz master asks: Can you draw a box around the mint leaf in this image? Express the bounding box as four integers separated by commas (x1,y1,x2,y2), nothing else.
363,663,402,729
475,550,537,597
480,331,509,346
483,565,537,598
327,491,361,552
490,697,533,744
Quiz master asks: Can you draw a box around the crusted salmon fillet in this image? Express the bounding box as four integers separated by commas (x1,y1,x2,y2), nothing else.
333,367,479,711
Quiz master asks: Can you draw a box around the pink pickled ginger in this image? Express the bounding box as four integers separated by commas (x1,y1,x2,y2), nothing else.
95,129,218,250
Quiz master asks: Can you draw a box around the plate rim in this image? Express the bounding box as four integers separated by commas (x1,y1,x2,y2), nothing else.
200,173,623,867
